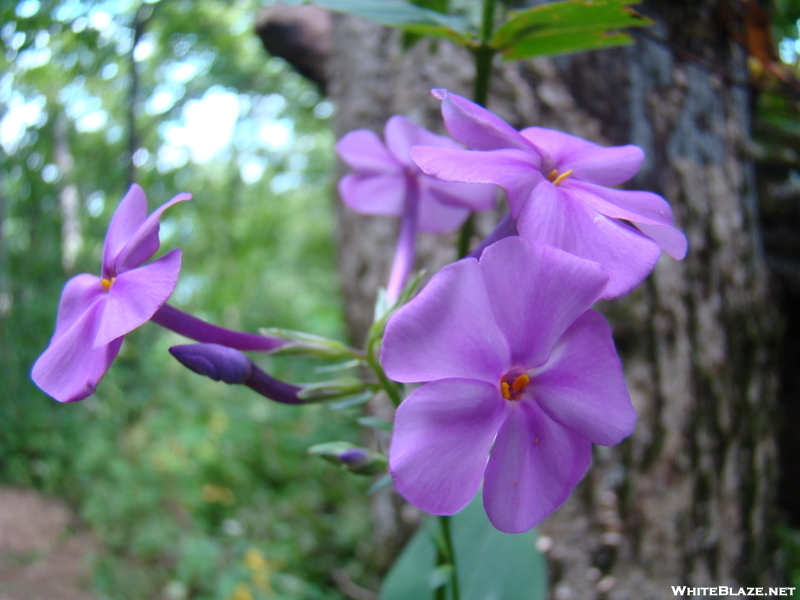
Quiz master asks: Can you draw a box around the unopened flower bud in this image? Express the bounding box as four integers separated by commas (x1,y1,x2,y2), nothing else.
169,343,303,405
169,343,252,384
308,442,387,476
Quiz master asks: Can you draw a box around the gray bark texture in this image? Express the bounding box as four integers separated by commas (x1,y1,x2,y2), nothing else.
326,0,782,595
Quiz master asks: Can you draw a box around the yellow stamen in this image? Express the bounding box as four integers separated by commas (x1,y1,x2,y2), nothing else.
101,277,115,291
500,374,531,400
511,374,530,393
547,169,573,186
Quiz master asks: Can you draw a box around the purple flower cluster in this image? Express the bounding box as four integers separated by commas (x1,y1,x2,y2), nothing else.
336,91,686,533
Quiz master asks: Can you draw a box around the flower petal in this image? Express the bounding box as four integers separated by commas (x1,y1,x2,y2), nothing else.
516,181,661,299
95,249,182,347
567,181,688,259
424,177,497,212
520,128,643,185
531,310,635,445
416,188,471,233
52,273,105,339
483,401,591,533
390,378,508,515
338,173,406,216
32,297,123,403
382,257,510,383
336,129,402,173
114,193,190,274
102,184,148,276
411,146,541,216
435,89,535,152
384,114,459,167
479,237,608,369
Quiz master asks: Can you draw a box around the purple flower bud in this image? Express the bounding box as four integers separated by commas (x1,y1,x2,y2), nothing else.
169,343,252,384
338,448,371,465
169,343,304,405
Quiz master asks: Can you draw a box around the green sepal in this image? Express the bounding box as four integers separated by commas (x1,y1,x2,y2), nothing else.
259,328,362,361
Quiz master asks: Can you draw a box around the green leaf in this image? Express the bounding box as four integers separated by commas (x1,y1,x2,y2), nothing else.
272,0,473,34
492,0,652,60
380,495,547,600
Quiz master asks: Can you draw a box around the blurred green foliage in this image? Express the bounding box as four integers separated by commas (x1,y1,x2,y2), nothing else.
0,1,375,598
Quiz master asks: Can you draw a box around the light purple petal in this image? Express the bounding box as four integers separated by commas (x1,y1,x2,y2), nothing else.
52,273,105,339
520,128,643,185
531,310,635,446
416,189,471,233
32,297,123,403
102,184,148,277
114,193,190,274
435,89,535,153
338,173,406,216
411,146,541,217
336,129,402,174
567,182,688,259
479,237,608,369
390,378,508,516
382,258,510,384
95,249,182,347
384,115,459,168
516,181,661,299
424,178,497,212
483,401,591,533
563,144,643,186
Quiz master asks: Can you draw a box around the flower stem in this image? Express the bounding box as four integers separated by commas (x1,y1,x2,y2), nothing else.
439,515,460,600
473,0,497,108
151,303,285,352
457,0,497,257
386,177,420,305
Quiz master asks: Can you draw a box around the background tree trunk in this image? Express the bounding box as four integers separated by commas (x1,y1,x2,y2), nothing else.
327,0,781,594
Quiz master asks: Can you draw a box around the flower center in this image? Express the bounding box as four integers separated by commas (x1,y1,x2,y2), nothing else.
500,373,530,401
101,277,116,291
546,168,573,186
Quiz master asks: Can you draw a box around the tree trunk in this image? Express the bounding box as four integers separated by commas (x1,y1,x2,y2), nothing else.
328,0,781,593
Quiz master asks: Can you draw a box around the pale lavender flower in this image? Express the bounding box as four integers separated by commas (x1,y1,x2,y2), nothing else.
337,115,496,302
381,237,635,533
411,89,687,298
32,184,190,402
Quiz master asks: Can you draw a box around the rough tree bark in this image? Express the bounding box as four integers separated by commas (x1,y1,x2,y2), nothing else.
326,0,781,595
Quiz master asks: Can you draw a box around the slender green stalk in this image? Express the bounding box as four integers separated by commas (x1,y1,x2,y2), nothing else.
456,213,475,259
457,0,498,256
440,515,460,600
365,337,403,406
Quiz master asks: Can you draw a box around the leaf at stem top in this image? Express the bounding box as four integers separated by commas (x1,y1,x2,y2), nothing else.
272,0,474,37
492,0,652,60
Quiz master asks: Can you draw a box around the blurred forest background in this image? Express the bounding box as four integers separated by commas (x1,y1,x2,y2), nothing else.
0,1,375,598
5,0,800,599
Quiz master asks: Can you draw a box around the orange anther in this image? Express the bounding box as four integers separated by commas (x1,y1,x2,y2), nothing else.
511,374,530,393
551,169,573,186
501,381,512,400
101,277,115,291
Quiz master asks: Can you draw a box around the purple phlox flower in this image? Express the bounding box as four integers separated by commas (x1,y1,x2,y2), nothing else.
336,114,496,234
32,184,190,403
410,89,688,299
337,115,497,303
381,236,636,533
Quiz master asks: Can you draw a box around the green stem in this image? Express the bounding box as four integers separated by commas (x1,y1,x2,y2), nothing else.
456,213,475,259
365,338,402,406
440,515,460,600
457,0,497,255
